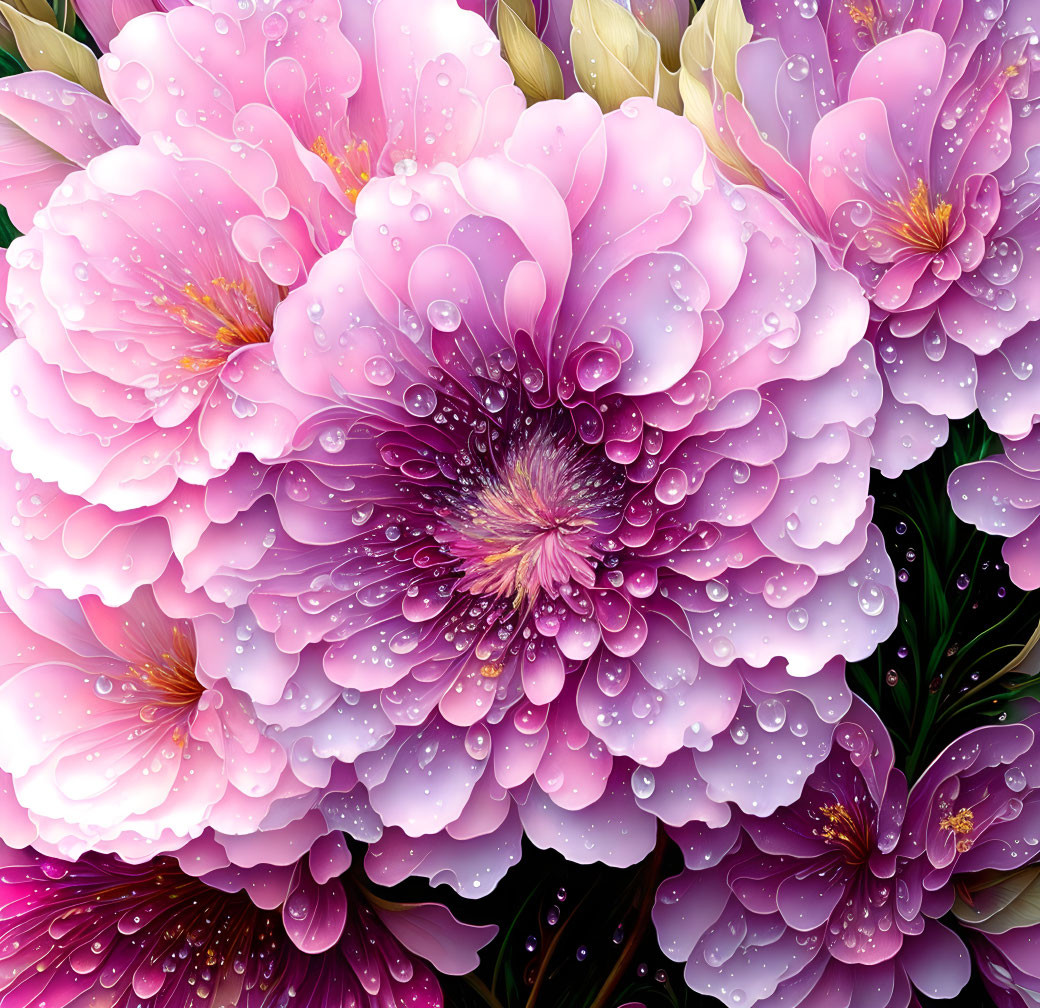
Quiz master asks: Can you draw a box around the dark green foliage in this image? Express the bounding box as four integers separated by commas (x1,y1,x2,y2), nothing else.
849,415,1040,782
0,203,20,247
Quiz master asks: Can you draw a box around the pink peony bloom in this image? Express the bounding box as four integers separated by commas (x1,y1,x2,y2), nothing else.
100,0,524,245
726,0,1040,474
0,567,311,863
178,94,895,862
1,136,321,511
0,841,495,1007
0,0,523,526
949,428,1040,589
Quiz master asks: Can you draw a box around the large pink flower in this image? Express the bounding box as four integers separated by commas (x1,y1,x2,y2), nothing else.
177,95,896,863
0,0,523,517
101,0,524,243
0,563,309,863
1,136,320,510
727,0,1040,474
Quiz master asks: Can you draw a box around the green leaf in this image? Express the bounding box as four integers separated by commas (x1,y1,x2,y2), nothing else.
848,413,1040,781
0,0,105,97
0,204,21,247
51,0,75,36
954,865,1040,933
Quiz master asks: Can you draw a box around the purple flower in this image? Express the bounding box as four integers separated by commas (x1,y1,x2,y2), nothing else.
653,698,1040,1006
721,0,1040,474
0,841,495,1007
173,94,895,865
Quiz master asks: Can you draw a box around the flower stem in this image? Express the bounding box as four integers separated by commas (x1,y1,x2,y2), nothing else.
586,825,669,1008
465,972,508,1008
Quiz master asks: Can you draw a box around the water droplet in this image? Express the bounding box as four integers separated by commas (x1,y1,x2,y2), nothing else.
319,426,347,454
427,299,461,332
631,768,656,799
712,636,734,658
756,698,786,733
706,580,729,603
785,55,809,81
1005,767,1027,792
857,583,885,616
404,383,437,417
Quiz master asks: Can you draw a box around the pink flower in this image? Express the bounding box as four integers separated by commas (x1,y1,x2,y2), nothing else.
653,700,967,1007
0,0,523,527
179,95,895,862
0,566,308,863
654,699,1040,1008
949,428,1040,590
1,136,320,511
101,0,524,242
0,841,495,1006
727,1,1040,473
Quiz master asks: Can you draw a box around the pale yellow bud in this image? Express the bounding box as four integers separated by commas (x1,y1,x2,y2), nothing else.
678,0,761,183
497,0,565,106
630,0,687,72
570,0,681,114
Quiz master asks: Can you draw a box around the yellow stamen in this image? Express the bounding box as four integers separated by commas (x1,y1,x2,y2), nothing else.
128,625,203,710
819,803,858,845
310,135,371,204
154,275,274,372
848,1,878,43
888,178,952,253
939,807,974,835
480,663,503,679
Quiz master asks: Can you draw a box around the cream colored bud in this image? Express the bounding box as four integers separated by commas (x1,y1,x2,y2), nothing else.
497,0,565,105
678,0,760,183
630,0,686,72
570,0,680,114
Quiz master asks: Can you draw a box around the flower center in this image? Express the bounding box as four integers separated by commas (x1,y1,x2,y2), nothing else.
2,852,293,1004
848,1,880,44
815,802,873,866
940,806,975,853
126,625,204,745
310,135,372,203
441,425,621,609
153,276,279,372
882,178,952,254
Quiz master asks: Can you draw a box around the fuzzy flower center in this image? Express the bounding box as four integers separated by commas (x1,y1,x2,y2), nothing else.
883,178,952,254
815,801,873,866
441,426,619,609
940,806,975,853
154,276,278,372
106,625,205,746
